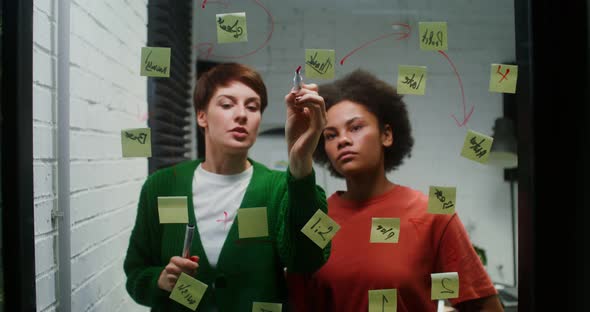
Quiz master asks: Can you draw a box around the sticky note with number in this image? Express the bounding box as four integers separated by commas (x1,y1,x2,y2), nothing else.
305,49,335,80
238,207,268,239
431,272,459,300
216,12,248,43
140,47,170,77
121,128,152,157
252,302,282,312
427,186,457,215
169,272,208,310
489,64,518,94
419,22,448,51
397,65,427,95
460,130,494,164
158,196,189,224
370,218,400,243
301,209,340,249
369,289,397,312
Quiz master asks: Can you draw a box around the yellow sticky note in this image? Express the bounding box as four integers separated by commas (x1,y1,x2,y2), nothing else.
460,130,494,164
158,196,189,224
369,289,397,312
216,12,248,43
370,218,400,243
305,49,335,80
169,272,208,310
419,22,448,51
121,128,152,157
397,65,427,95
300,209,340,249
140,47,170,77
431,272,459,300
238,207,268,239
489,64,518,93
252,302,282,312
427,186,457,215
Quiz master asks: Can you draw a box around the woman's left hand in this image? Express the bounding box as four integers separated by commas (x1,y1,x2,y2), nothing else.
284,83,327,179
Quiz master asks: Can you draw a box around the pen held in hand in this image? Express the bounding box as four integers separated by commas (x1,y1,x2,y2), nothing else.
182,224,195,259
293,65,303,92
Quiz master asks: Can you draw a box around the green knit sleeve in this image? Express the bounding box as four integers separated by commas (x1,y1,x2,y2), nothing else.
123,176,169,306
275,168,331,273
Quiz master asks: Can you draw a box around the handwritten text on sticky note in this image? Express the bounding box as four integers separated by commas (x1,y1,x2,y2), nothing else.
369,289,397,312
370,218,400,243
216,12,248,43
419,22,448,51
252,302,282,312
158,196,189,224
460,130,494,164
121,128,152,158
305,49,335,80
397,65,427,95
169,272,208,310
140,47,170,77
238,207,268,239
489,64,518,94
431,272,459,300
301,209,340,249
427,186,457,214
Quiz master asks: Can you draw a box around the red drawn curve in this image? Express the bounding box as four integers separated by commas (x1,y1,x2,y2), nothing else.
438,50,474,127
339,23,411,65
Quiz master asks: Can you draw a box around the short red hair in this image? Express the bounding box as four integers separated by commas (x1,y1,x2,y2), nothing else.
193,63,268,114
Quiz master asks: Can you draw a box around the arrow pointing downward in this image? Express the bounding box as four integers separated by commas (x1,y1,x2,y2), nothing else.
438,50,474,127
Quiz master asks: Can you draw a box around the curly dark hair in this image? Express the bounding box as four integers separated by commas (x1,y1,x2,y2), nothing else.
314,69,414,178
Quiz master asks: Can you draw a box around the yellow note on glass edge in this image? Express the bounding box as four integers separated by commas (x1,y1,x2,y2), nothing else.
397,65,427,95
369,289,397,312
169,272,208,310
238,207,268,239
305,49,335,80
460,130,494,164
427,186,457,215
489,64,518,93
431,272,459,300
370,218,400,243
301,209,340,249
419,22,448,51
140,47,170,77
252,302,282,312
121,128,152,157
158,196,188,224
216,12,248,43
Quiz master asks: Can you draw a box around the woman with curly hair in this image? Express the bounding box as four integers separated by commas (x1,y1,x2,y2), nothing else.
288,69,503,311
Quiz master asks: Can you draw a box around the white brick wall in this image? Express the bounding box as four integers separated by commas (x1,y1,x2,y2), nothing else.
209,0,518,285
33,0,150,310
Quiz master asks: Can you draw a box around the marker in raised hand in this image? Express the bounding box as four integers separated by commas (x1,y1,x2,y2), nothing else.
293,65,303,92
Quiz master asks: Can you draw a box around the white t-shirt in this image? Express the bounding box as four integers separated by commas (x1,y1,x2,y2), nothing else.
192,164,253,268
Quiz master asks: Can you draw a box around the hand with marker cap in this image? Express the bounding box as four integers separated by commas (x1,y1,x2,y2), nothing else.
284,66,327,179
157,255,200,292
157,224,199,292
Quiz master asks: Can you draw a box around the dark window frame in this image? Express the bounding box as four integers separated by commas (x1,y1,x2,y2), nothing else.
1,0,36,310
147,0,194,174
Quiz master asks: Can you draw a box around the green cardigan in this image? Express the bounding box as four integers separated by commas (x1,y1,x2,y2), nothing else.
124,159,329,311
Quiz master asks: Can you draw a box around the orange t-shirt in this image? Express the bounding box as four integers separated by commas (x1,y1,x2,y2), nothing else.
288,185,497,311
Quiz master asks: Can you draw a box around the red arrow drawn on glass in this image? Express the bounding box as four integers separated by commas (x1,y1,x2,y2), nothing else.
340,23,411,65
196,0,274,60
438,50,474,127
